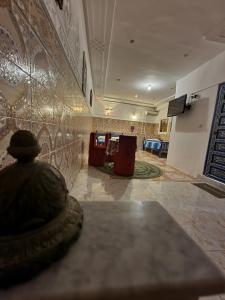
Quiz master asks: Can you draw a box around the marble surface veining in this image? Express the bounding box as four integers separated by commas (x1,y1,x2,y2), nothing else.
1,201,225,300
71,151,225,300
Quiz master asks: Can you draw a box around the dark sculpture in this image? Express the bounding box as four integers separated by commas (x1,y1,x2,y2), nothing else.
0,130,83,287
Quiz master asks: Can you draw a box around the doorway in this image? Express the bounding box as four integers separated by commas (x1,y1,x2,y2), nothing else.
204,83,225,183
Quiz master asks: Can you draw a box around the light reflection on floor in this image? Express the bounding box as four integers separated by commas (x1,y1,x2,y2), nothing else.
71,150,225,300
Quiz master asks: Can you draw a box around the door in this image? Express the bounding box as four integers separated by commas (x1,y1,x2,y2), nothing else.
204,82,225,183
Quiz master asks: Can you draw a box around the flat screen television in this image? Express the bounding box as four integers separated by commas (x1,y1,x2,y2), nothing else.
167,94,187,117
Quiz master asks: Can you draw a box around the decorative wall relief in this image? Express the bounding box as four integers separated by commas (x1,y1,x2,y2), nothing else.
0,0,92,191
43,0,83,86
91,117,171,149
92,117,158,137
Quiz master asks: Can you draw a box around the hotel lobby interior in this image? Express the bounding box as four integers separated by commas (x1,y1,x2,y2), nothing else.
1,0,225,299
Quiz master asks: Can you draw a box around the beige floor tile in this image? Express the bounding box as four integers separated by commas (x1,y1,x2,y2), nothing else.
70,150,225,299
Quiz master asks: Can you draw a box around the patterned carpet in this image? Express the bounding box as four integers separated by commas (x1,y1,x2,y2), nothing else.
97,160,162,179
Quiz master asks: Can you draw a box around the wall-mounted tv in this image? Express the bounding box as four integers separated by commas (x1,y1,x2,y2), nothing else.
167,94,187,117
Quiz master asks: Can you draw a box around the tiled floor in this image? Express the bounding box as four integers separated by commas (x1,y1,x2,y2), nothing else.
71,150,225,300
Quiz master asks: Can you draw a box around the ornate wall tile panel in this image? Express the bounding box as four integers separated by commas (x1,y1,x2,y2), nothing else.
28,0,75,82
36,124,53,156
14,0,30,17
15,118,32,131
43,0,82,86
31,79,54,123
30,42,51,87
38,152,51,164
53,100,64,125
50,152,57,168
28,1,57,52
47,123,58,144
0,0,92,190
0,52,32,119
0,1,31,76
92,117,158,137
0,117,16,168
54,148,64,170
30,120,42,137
92,117,171,150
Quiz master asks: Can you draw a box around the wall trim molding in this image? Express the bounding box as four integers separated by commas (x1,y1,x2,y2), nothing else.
97,96,157,109
93,113,158,123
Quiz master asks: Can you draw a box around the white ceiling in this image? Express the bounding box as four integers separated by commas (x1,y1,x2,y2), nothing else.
84,0,225,106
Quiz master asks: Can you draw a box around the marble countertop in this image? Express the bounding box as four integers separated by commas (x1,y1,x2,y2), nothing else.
1,201,225,300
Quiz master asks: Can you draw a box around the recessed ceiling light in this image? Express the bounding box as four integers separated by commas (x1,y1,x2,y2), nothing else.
147,84,152,91
132,114,137,120
135,94,138,98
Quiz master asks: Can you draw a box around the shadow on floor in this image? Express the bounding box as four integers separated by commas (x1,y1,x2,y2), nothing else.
85,166,131,201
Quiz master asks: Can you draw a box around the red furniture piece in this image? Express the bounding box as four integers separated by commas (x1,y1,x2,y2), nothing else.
88,132,105,167
88,132,111,167
114,135,137,176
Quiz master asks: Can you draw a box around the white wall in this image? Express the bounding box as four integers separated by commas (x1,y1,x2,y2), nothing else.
150,102,171,135
167,50,225,177
94,99,158,122
93,98,172,131
151,102,169,123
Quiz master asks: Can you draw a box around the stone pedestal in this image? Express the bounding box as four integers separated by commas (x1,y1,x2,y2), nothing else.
2,201,225,300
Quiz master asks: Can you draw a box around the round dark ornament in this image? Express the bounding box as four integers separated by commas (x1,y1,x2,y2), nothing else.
0,130,83,287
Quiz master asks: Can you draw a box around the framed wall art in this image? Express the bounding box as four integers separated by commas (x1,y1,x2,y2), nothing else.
159,118,169,133
82,51,87,97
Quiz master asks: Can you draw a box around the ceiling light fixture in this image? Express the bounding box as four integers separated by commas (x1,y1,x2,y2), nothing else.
147,84,152,91
105,107,112,116
131,113,137,120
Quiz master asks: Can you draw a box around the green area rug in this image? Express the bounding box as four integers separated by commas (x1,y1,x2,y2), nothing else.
97,160,162,179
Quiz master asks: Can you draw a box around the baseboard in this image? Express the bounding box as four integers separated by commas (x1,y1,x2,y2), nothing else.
196,174,225,192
